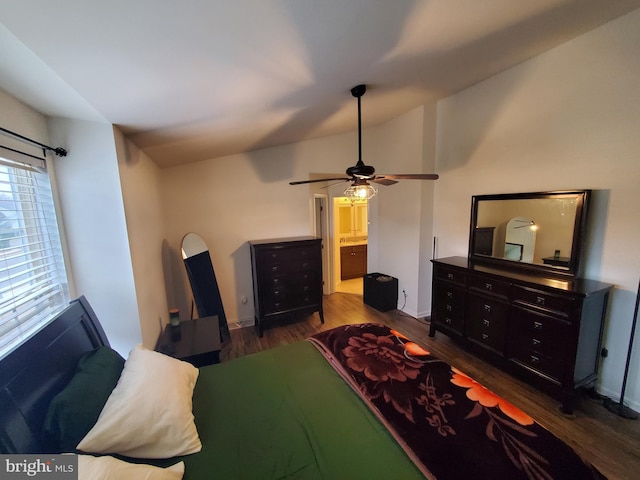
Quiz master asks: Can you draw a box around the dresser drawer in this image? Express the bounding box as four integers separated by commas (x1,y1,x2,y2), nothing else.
469,275,511,299
509,306,571,381
433,265,467,287
512,286,574,318
258,247,320,274
261,287,289,313
466,293,509,352
432,281,466,334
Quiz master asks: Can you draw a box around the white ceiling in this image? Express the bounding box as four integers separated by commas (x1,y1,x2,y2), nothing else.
1,0,639,167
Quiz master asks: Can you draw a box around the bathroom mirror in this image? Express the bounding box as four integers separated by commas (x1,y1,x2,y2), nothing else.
469,190,590,277
181,233,229,340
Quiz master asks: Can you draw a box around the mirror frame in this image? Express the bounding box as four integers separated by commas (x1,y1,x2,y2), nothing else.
468,190,591,278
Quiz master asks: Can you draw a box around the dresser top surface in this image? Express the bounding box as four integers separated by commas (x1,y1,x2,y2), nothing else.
432,256,613,295
249,236,320,246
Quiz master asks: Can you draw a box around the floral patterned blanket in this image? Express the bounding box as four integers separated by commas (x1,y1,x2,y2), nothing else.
308,324,605,480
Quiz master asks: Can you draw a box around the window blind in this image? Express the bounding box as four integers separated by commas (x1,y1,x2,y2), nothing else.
0,157,69,359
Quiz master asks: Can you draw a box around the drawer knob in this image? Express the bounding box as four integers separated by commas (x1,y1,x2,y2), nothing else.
530,355,540,364
536,296,545,306
484,304,491,313
446,291,453,299
532,338,541,347
485,283,493,291
445,318,452,325
482,333,489,340
533,321,543,330
446,305,452,312
447,273,454,280
483,319,490,327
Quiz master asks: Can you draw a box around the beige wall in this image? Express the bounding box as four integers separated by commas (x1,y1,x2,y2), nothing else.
114,128,170,348
156,113,435,326
434,9,640,408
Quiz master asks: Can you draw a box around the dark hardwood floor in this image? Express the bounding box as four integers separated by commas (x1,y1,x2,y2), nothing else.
220,292,640,480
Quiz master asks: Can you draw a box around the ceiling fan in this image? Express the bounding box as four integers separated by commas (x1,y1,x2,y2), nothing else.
289,84,438,200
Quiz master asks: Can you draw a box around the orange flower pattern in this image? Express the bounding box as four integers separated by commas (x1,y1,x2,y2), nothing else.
309,324,606,480
450,367,534,425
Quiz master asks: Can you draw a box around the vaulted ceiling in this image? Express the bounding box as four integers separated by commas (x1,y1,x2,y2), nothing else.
1,0,639,167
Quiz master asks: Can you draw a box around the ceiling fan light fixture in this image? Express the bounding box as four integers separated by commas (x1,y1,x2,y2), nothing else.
344,181,377,201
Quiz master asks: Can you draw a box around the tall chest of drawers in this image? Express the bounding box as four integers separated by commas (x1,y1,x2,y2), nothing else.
249,236,324,337
430,256,612,413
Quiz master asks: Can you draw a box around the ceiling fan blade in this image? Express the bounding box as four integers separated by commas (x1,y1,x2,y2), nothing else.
375,173,439,180
371,178,398,186
289,177,350,185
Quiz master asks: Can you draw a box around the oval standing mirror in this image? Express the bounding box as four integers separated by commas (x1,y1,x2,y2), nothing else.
181,233,229,341
504,216,536,262
182,233,208,258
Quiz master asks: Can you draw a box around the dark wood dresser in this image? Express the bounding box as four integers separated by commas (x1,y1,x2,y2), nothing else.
430,256,612,413
249,236,324,336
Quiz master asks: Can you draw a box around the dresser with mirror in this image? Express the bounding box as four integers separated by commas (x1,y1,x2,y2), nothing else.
430,190,613,413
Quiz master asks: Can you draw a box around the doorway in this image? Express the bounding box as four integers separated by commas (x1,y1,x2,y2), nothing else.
333,197,367,295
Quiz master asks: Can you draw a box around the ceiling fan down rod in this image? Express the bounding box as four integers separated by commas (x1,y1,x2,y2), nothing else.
351,84,366,167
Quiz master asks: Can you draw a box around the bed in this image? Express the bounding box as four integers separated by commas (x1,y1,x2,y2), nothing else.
1,296,605,479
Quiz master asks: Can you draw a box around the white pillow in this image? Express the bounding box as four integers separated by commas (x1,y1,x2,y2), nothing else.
77,345,201,458
78,455,184,480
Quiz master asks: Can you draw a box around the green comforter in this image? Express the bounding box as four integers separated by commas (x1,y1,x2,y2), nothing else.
184,340,424,479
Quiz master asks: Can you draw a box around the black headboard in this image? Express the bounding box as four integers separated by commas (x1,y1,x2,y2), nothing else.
0,296,109,453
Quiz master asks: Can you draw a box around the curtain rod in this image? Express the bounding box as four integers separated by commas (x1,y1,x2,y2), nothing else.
0,127,67,157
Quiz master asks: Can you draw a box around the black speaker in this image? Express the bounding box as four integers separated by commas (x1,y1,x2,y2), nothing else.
363,273,398,312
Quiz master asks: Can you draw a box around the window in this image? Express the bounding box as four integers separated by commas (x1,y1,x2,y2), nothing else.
0,157,69,359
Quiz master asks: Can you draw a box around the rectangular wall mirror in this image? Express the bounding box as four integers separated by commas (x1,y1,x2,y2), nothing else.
468,190,591,277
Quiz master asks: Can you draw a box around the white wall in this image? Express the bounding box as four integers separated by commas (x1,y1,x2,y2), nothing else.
417,103,438,316
368,105,431,317
47,118,141,356
434,9,640,409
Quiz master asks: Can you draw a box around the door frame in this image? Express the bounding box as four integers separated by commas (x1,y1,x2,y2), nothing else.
313,194,332,295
